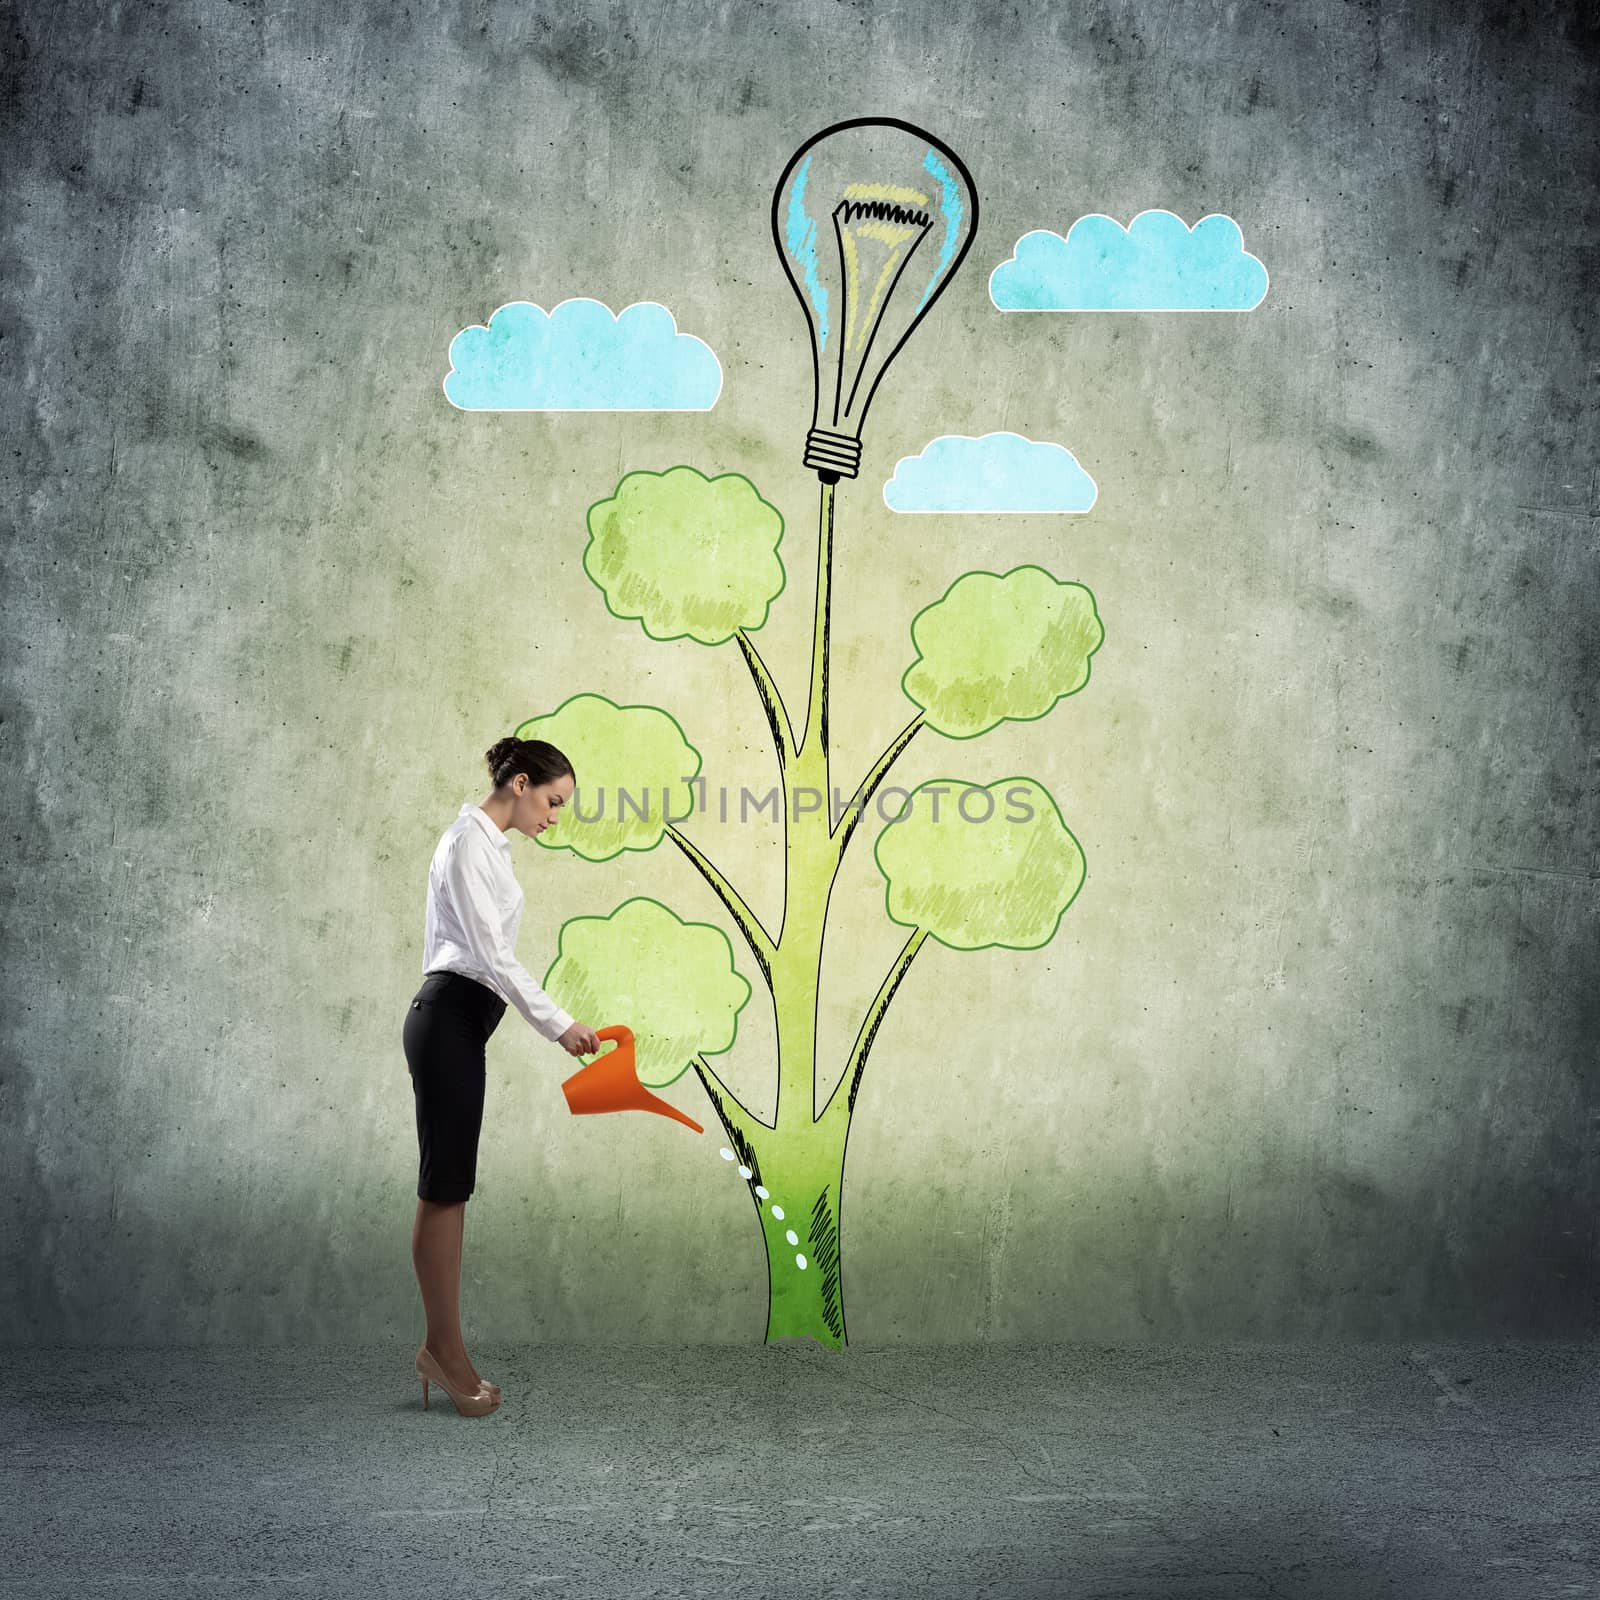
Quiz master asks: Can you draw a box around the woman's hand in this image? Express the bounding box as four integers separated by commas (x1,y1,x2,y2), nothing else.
557,1021,603,1057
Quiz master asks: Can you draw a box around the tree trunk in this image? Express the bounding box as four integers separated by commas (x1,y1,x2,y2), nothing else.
748,1126,849,1348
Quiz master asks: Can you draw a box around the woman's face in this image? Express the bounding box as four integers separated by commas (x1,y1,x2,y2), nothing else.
515,772,575,839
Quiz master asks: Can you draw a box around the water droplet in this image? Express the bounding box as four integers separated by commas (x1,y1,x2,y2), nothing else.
754,1185,769,1199
718,1148,734,1161
771,1204,784,1220
785,1229,798,1245
795,1253,808,1270
736,1164,752,1179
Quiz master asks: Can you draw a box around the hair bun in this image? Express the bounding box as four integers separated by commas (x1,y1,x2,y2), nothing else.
484,736,520,774
483,734,575,792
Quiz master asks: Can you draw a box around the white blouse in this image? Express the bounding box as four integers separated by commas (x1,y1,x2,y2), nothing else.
420,801,576,1043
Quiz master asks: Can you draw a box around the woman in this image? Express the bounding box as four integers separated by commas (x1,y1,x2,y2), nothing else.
403,736,602,1417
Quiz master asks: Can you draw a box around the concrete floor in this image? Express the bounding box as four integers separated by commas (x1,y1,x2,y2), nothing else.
1,1338,1594,1598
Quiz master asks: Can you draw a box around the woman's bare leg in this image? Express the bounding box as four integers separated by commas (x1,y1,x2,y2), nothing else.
447,1203,498,1395
412,1198,496,1394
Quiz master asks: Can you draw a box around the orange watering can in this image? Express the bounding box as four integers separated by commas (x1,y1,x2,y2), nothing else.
560,1025,704,1134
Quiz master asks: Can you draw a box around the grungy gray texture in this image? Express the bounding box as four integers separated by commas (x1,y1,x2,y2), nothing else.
5,1341,1598,1598
0,0,1596,1346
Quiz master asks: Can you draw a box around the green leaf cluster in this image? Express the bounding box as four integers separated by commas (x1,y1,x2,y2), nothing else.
902,565,1103,738
584,467,786,644
873,777,1086,950
542,897,752,1087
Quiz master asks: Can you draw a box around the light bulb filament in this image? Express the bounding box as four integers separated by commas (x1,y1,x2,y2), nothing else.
832,200,932,417
836,198,932,229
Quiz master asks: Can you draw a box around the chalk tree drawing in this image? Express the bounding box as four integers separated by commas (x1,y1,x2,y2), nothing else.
462,118,1107,1347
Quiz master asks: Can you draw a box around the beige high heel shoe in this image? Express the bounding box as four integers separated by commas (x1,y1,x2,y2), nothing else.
416,1345,501,1416
415,1340,499,1401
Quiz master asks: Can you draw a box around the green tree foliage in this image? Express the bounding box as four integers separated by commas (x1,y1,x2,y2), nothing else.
584,467,787,644
542,898,752,1089
515,693,701,860
902,565,1104,737
873,777,1086,950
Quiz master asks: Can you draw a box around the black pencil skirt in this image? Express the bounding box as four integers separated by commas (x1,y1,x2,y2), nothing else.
402,969,509,1203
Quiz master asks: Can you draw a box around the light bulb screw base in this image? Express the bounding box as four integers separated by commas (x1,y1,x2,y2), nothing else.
804,428,862,482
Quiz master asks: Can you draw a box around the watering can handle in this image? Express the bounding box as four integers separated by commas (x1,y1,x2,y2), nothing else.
591,1024,633,1053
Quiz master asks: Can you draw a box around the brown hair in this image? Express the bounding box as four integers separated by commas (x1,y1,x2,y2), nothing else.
484,737,575,792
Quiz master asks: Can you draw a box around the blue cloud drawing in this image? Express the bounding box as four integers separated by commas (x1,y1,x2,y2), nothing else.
883,433,1098,515
444,299,723,410
990,211,1268,311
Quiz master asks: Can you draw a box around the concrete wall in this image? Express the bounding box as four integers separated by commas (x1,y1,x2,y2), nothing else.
3,0,1596,1343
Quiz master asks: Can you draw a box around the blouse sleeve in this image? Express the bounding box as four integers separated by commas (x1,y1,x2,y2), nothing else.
442,833,577,1044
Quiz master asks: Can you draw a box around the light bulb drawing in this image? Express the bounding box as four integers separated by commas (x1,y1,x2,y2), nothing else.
772,118,978,483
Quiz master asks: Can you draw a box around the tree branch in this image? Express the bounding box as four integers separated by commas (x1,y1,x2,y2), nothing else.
733,628,796,769
665,822,777,991
818,924,931,1126
828,711,925,864
693,1052,774,1135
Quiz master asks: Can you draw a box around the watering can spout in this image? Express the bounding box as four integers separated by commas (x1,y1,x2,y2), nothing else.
560,1025,704,1134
